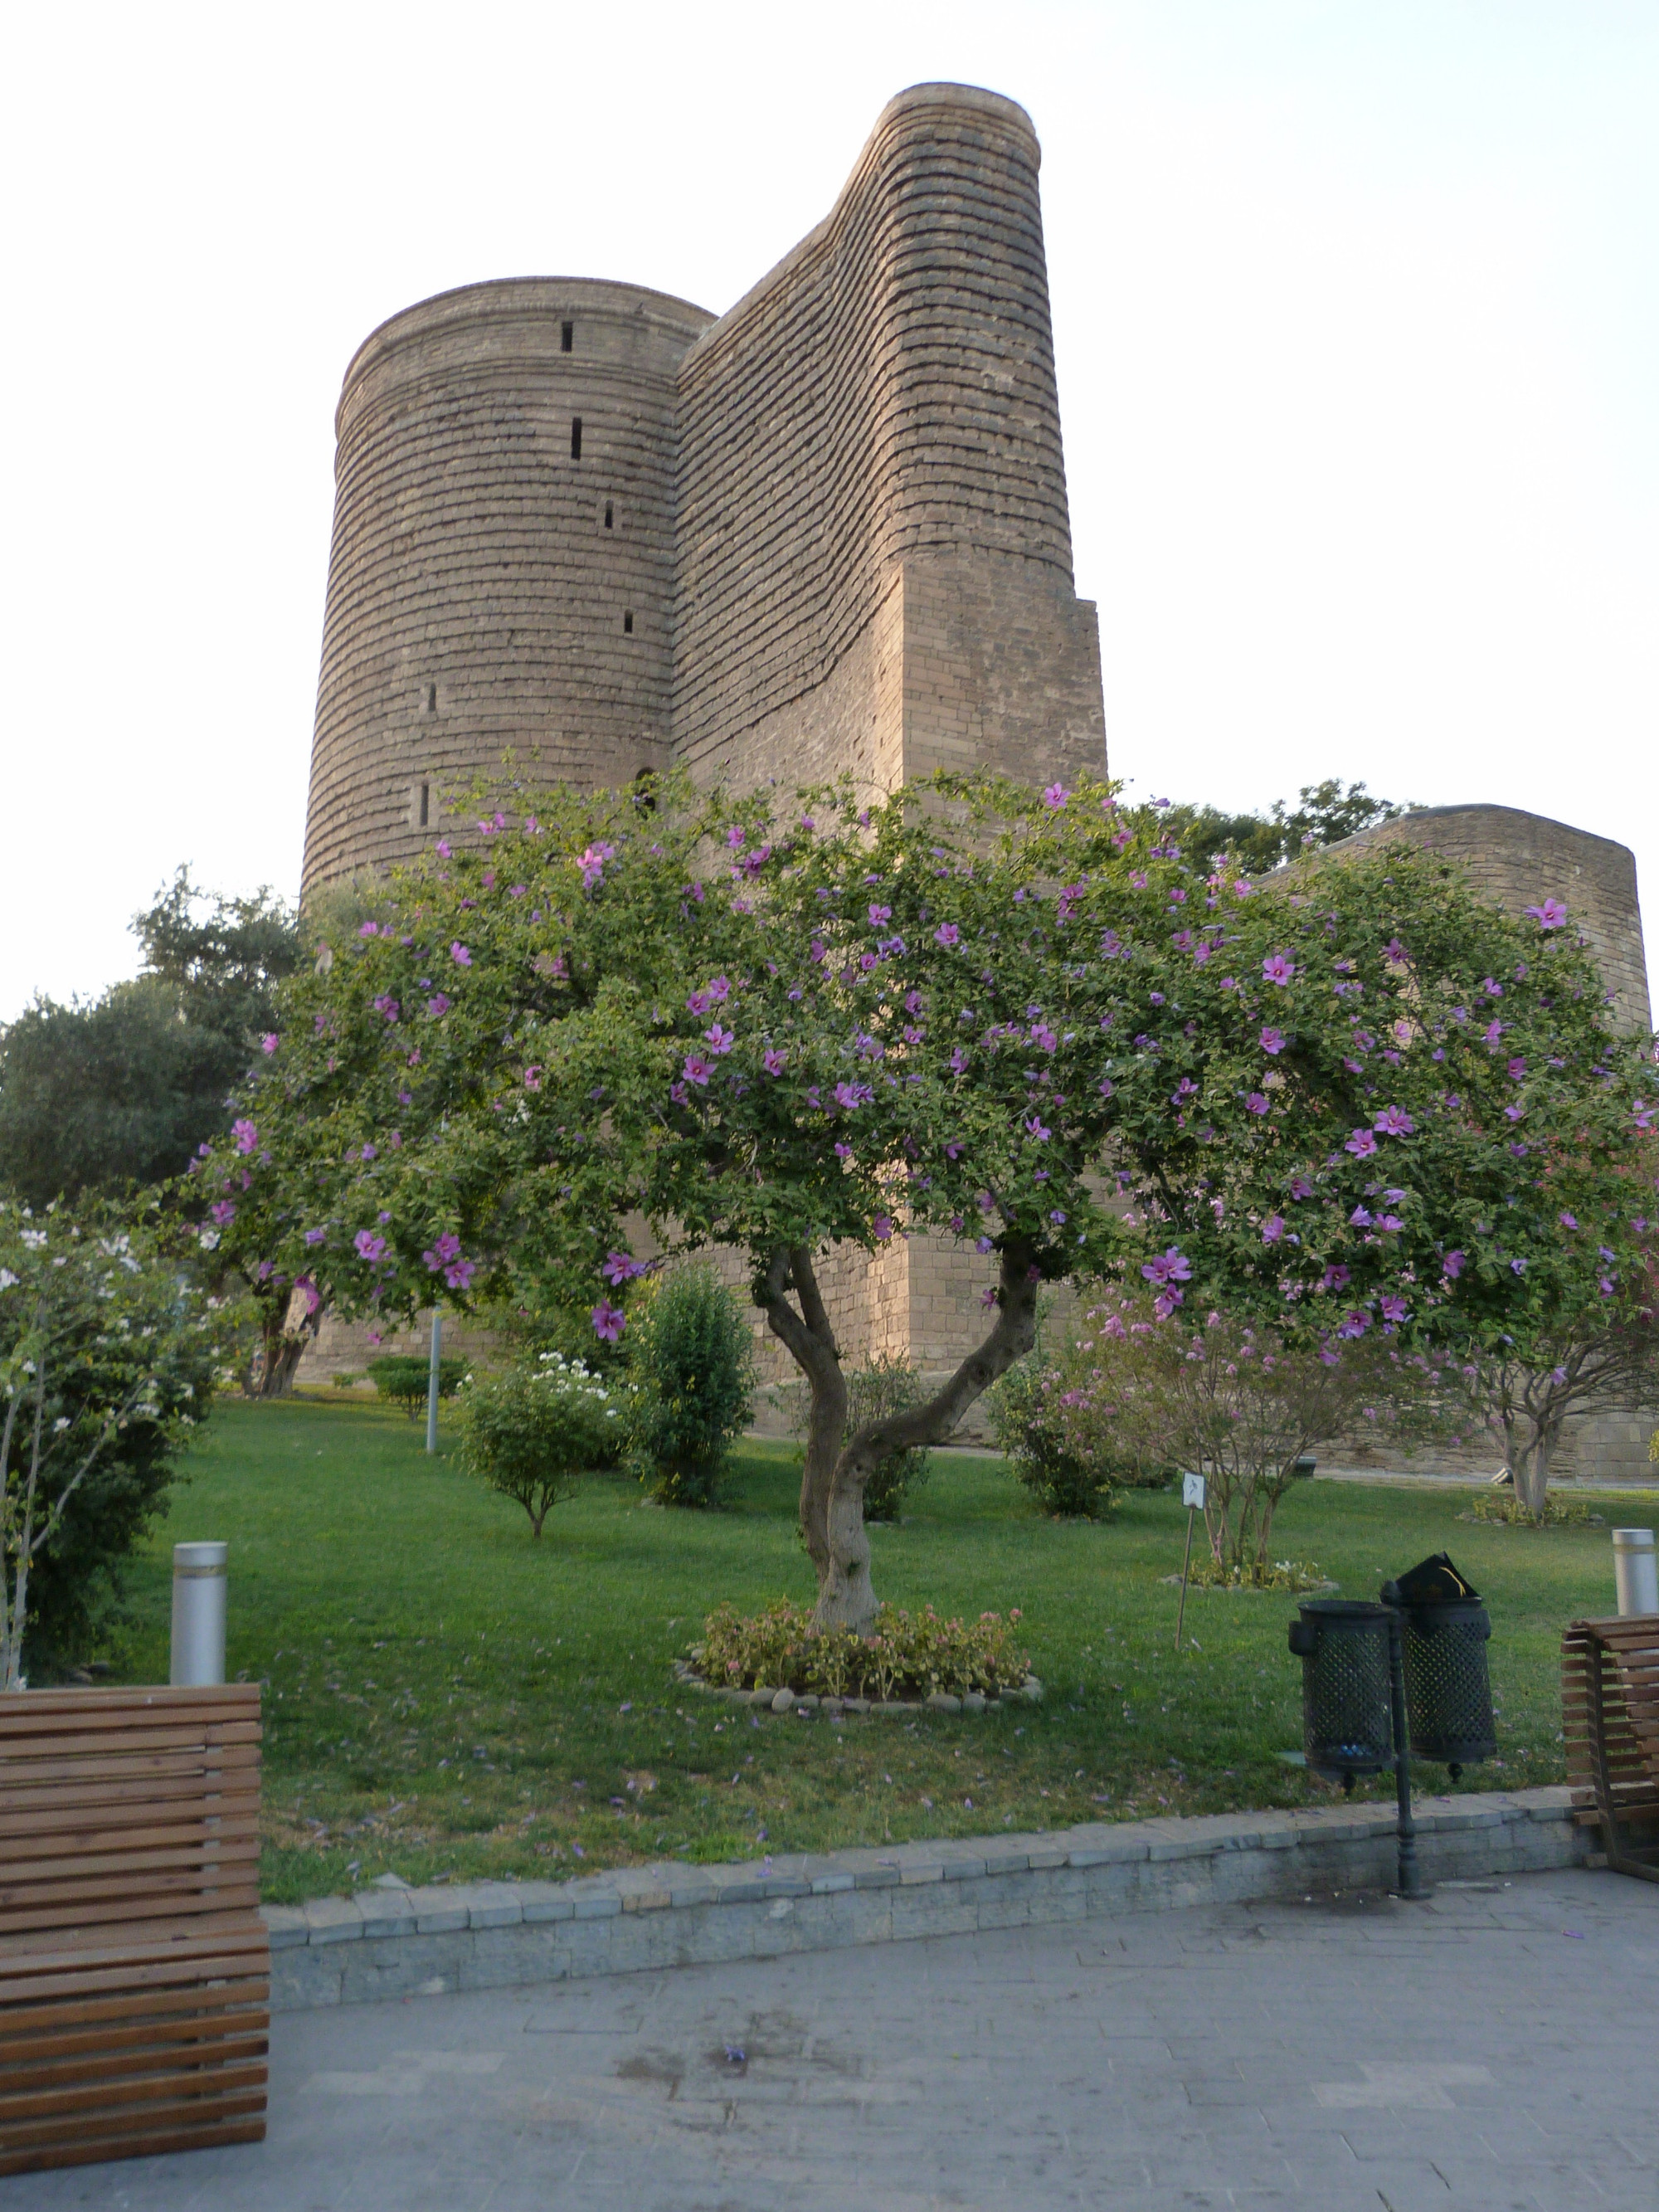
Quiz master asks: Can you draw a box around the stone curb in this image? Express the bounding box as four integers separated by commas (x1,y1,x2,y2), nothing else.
669,1660,1044,1716
263,1786,1593,2013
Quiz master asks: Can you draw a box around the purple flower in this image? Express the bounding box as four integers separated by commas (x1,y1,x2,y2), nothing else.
1525,899,1568,928
600,1252,640,1287
358,920,380,938
1261,953,1297,987
444,1259,475,1291
683,1055,714,1087
426,993,450,1018
762,1047,787,1076
1141,1247,1192,1288
1260,1027,1286,1056
949,1046,969,1075
1380,1295,1410,1324
578,840,617,889
373,995,400,1022
591,1299,625,1342
1153,1290,1184,1321
872,1215,894,1242
1373,1105,1415,1137
1506,1057,1526,1080
210,1200,236,1225
450,942,472,967
1385,938,1407,962
260,1033,279,1055
1350,1205,1374,1227
1042,782,1069,809
435,839,452,858
703,1024,735,1055
976,1235,994,1255
1261,1216,1285,1244
422,1231,462,1272
1321,1264,1351,1292
1443,1249,1467,1279
1559,1211,1578,1229
868,904,892,927
1510,1257,1527,1274
834,1080,873,1111
1024,1114,1051,1142
354,1230,388,1263
360,1142,377,1161
1245,1092,1270,1117
935,923,961,948
1290,1175,1315,1199
1338,1309,1371,1339
1345,1128,1379,1158
231,1118,259,1154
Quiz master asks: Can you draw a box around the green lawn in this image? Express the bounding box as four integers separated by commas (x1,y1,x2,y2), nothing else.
99,1395,1657,1903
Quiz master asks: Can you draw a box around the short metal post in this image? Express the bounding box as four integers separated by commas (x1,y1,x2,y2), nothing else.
1383,1596,1422,1898
1613,1527,1658,1616
426,1309,443,1455
170,1542,227,1686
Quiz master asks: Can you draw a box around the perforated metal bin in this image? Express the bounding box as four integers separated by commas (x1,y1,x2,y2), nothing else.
1287,1599,1394,1783
1384,1554,1496,1778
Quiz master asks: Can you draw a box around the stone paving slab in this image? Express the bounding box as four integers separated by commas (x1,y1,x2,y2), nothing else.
8,1864,1655,2210
260,1786,1590,2012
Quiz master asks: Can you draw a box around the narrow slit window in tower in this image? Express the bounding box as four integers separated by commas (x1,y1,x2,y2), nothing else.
419,783,430,828
571,417,582,460
426,684,436,712
623,610,634,635
561,320,573,352
604,502,613,529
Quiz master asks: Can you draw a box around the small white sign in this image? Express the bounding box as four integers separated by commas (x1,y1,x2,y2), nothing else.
1181,1471,1206,1510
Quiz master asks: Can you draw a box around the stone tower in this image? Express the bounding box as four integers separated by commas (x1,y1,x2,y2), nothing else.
301,84,1107,895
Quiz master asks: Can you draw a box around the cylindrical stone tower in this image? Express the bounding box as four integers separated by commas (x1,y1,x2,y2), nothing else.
302,276,714,892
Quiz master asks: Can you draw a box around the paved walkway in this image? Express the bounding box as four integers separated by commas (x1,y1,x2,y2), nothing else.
12,1865,1656,2211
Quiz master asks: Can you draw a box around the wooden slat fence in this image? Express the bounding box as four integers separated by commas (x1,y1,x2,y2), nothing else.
0,1684,268,2175
1560,1615,1659,1884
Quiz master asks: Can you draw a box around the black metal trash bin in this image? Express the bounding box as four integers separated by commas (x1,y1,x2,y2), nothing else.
1383,1553,1496,1779
1287,1600,1394,1784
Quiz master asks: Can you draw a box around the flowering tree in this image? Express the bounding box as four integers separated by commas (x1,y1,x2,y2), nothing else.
1445,1313,1657,1518
194,772,1655,1630
2,1197,227,1688
1039,1289,1454,1576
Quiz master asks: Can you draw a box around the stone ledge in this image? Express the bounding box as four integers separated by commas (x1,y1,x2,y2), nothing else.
262,1786,1589,2012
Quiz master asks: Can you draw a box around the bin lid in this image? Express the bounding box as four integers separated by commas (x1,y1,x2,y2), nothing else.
1389,1552,1478,1605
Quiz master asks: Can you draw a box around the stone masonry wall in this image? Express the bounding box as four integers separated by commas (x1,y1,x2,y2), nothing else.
303,278,713,893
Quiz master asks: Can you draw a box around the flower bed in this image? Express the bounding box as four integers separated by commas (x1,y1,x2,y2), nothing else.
679,1598,1039,1714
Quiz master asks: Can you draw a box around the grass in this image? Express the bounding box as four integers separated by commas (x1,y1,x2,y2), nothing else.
93,1394,1658,1904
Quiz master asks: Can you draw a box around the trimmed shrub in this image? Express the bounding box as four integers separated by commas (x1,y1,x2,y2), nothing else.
987,1363,1118,1518
693,1597,1029,1700
624,1264,754,1506
455,1352,621,1536
367,1354,466,1419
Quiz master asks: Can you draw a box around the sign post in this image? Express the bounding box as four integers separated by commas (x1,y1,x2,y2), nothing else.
1176,1472,1205,1649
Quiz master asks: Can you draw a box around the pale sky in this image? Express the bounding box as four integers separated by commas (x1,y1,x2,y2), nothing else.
2,1,1654,1019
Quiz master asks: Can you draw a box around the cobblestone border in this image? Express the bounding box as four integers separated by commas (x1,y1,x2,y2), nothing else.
669,1657,1044,1716
262,1786,1593,2014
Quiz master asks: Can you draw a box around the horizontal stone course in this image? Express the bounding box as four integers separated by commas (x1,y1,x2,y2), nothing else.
264,1785,1589,2012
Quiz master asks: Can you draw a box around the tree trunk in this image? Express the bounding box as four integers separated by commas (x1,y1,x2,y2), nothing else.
763,1238,1043,1635
1513,1428,1552,1522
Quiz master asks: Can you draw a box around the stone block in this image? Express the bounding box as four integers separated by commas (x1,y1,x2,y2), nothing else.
261,1904,309,1951
304,1895,365,1944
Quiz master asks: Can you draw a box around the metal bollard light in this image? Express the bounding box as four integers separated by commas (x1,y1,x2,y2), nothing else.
170,1542,227,1685
1613,1527,1659,1617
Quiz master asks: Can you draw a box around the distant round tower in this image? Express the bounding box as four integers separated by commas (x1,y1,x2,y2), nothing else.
302,276,714,892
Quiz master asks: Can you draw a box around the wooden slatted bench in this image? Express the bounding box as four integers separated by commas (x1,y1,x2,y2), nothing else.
1561,1615,1659,1883
0,1683,269,2176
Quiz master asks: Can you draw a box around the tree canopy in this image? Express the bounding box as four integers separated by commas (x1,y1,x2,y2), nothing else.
193,771,1656,1625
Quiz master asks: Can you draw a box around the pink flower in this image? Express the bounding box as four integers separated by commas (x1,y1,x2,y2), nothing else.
231,1118,259,1153
445,1259,476,1290
1141,1247,1191,1287
435,840,452,858
602,1251,640,1285
1525,899,1568,928
260,1033,279,1055
1024,1115,1051,1142
1245,1092,1270,1117
591,1299,625,1342
935,923,961,948
1259,1027,1285,1055
868,903,893,926
1373,1105,1415,1136
373,995,400,1022
703,1024,735,1055
682,1055,714,1087
422,1232,462,1272
210,1200,236,1225
523,1066,542,1090
1042,782,1069,809
354,1230,388,1262
1345,1128,1379,1157
450,943,472,967
1385,938,1407,962
578,840,618,889
1153,1290,1184,1320
426,993,450,1018
358,920,380,938
1559,1211,1578,1229
1261,953,1296,987
834,1080,873,1110
762,1048,787,1076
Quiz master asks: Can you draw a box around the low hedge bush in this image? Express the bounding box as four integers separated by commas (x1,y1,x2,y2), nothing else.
692,1596,1029,1701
